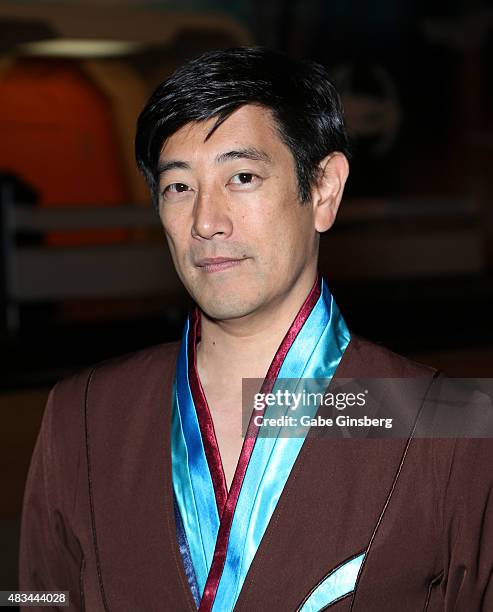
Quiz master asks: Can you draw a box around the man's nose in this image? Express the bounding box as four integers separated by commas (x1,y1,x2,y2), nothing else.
191,185,233,240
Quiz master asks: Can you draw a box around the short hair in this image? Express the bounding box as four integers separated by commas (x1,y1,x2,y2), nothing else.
135,46,349,209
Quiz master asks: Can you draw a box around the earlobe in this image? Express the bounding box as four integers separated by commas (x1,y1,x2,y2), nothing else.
313,152,349,233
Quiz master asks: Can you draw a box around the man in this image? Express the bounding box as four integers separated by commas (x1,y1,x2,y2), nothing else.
20,47,493,611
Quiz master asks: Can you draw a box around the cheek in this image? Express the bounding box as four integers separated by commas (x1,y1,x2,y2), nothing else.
160,211,188,255
270,212,314,269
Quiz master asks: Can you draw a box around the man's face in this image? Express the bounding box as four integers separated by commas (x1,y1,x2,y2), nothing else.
157,104,320,322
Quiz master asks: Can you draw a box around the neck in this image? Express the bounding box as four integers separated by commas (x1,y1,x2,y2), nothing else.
196,272,319,382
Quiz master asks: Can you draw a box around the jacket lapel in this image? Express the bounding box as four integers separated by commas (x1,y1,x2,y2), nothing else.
84,342,197,611
234,336,436,611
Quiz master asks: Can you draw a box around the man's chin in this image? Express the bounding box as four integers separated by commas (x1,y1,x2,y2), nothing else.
196,296,259,322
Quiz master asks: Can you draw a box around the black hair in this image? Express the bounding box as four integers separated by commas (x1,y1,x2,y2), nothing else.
135,46,350,209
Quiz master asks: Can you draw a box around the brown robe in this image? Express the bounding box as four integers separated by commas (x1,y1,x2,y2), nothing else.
19,335,493,611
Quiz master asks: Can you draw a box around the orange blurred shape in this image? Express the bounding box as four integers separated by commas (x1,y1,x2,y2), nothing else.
0,58,129,245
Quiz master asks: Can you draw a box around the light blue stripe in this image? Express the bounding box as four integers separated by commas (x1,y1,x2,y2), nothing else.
172,318,220,595
299,553,365,611
212,280,350,611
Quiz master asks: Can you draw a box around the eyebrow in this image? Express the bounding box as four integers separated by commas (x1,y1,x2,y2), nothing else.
215,147,272,165
157,147,272,177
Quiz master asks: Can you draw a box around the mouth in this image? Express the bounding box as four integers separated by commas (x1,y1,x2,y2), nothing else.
195,256,247,273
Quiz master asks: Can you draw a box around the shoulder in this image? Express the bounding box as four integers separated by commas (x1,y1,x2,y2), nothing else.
91,340,180,380
339,333,438,378
49,341,180,417
38,342,180,475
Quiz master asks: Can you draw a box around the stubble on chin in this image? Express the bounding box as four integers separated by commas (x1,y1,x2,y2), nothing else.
194,291,256,321
191,278,264,321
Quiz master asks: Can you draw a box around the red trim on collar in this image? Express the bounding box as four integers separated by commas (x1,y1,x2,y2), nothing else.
188,307,229,515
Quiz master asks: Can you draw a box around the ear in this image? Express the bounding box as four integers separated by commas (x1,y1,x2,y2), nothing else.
311,152,349,233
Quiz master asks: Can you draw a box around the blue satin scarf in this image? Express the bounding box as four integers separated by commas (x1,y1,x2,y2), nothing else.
171,278,358,610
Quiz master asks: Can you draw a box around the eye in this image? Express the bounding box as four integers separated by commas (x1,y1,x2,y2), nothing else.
161,182,192,199
230,173,254,184
228,173,261,189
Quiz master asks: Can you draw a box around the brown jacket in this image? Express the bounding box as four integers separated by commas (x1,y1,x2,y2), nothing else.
19,335,493,611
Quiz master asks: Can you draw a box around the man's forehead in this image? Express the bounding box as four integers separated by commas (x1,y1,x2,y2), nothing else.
159,104,281,161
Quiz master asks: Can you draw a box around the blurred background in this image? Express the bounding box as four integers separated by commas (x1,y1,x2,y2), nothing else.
1,0,493,594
